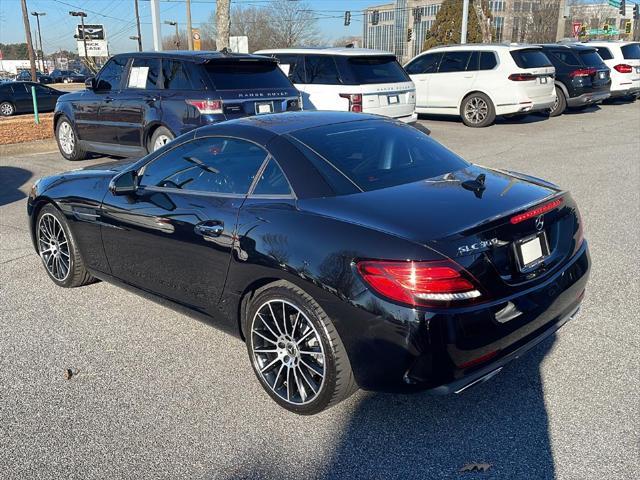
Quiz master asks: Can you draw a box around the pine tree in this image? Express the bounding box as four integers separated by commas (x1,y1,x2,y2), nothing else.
423,0,490,50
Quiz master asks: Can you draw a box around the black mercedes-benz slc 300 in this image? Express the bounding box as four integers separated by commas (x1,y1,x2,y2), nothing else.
28,112,590,414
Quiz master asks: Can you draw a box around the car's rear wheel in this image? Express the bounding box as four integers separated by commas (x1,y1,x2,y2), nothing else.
36,204,94,288
245,281,357,415
150,127,174,152
549,87,566,117
56,116,87,161
0,101,15,116
461,93,495,127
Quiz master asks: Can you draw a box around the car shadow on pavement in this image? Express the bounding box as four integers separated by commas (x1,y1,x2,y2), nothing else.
564,105,601,115
418,112,549,126
0,166,32,207
321,335,557,479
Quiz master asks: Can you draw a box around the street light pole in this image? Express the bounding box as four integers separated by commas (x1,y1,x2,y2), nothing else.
164,21,180,49
134,0,143,52
31,12,46,71
461,0,470,44
69,11,89,63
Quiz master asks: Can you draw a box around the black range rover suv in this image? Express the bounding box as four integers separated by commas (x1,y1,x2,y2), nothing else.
538,44,611,117
54,51,302,161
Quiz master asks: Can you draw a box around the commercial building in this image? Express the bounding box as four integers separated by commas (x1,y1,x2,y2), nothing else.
363,0,567,63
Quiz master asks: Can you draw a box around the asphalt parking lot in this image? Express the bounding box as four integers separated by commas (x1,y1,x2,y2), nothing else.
1,102,638,479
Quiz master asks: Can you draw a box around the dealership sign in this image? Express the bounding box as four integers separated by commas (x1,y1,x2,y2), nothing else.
76,24,108,57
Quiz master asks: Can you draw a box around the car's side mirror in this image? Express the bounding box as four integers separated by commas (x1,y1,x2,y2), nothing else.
109,170,138,195
85,76,96,90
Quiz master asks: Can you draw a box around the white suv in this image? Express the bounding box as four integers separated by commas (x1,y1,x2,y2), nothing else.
586,41,640,100
405,44,556,127
254,48,417,123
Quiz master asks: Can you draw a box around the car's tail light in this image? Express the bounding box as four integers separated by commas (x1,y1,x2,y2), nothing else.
569,67,596,78
613,64,633,73
186,99,223,114
458,350,499,369
339,93,363,113
508,73,536,81
573,207,585,255
509,197,563,225
356,260,482,307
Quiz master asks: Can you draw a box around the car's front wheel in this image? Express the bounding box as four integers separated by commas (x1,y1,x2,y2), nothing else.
56,116,87,161
245,281,357,415
0,101,15,116
36,204,95,288
150,127,174,152
460,93,495,127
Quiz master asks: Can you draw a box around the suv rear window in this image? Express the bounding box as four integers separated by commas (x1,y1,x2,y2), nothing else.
291,120,468,193
204,60,292,90
594,47,613,60
621,43,640,59
579,50,605,66
346,56,409,84
510,49,552,68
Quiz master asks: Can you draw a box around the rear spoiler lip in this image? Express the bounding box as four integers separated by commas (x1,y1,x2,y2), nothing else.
198,55,278,65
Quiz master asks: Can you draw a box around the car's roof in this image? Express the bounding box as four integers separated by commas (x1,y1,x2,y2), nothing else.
255,47,395,57
537,43,596,51
583,40,638,47
112,50,275,63
424,43,542,53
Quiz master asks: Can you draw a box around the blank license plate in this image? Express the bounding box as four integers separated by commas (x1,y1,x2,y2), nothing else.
540,76,548,84
519,236,543,266
256,102,273,114
598,71,606,79
635,67,640,73
388,95,399,104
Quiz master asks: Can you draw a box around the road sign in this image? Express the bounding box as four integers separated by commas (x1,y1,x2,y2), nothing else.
573,22,582,37
192,29,201,51
77,40,108,57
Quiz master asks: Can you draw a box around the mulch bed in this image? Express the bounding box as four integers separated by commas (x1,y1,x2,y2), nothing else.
0,113,54,145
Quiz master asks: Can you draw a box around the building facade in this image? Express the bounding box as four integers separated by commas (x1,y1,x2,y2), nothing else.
363,0,567,63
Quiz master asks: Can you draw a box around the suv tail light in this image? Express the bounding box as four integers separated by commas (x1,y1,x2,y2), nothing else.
508,73,536,81
613,64,633,73
186,99,223,114
339,93,363,113
569,67,596,78
510,197,563,224
356,260,483,307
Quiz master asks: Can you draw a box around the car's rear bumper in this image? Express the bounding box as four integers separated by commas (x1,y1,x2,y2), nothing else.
395,112,419,123
609,85,640,98
567,91,610,106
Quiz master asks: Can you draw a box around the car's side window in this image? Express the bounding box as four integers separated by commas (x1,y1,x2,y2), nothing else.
33,84,52,95
304,55,341,84
274,54,305,84
595,47,613,61
252,158,292,196
479,52,498,70
161,60,192,90
405,53,442,74
96,56,128,91
139,137,268,195
127,58,161,89
438,51,471,73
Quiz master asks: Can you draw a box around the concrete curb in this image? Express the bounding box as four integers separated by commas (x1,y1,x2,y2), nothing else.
0,139,58,158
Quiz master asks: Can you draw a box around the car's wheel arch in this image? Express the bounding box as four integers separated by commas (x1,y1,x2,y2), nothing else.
458,89,495,111
144,122,175,152
554,81,569,99
29,197,60,252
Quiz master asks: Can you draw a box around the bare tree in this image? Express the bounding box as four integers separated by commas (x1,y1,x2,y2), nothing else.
267,0,321,48
162,30,189,50
332,36,362,47
229,6,278,52
216,0,230,50
522,0,563,43
473,0,492,43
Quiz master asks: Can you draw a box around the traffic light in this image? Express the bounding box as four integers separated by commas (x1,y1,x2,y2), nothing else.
625,20,632,33
634,3,639,20
580,25,587,36
344,11,351,26
413,7,422,23
619,0,625,15
371,10,380,26
603,23,610,33
407,28,413,42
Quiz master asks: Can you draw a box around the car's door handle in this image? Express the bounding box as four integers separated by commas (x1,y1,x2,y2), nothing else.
104,96,115,103
145,95,159,103
194,221,224,241
463,75,473,79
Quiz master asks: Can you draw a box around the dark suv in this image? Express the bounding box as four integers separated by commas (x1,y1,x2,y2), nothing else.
538,44,611,116
54,51,301,160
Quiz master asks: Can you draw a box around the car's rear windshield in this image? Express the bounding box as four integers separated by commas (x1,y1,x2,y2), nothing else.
204,60,293,90
578,49,604,66
291,120,469,193
346,56,410,84
621,43,640,59
510,49,552,69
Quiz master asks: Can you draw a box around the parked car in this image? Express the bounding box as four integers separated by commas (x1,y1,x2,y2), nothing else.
15,70,54,84
54,50,302,161
404,44,556,127
50,69,87,83
584,41,640,101
0,81,63,116
28,111,590,414
255,47,417,123
537,44,611,116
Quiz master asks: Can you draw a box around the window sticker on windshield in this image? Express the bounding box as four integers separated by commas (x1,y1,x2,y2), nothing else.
128,66,149,88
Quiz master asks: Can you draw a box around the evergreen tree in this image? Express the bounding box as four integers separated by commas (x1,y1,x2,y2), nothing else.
423,0,490,50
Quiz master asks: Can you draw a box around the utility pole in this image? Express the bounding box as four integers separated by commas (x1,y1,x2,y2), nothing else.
20,0,38,81
164,21,180,49
186,0,194,50
31,12,46,71
150,0,162,51
216,0,231,50
134,0,143,52
461,0,470,44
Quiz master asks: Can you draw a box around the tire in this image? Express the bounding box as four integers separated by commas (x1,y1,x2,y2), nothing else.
36,204,95,288
549,87,566,117
56,116,87,161
0,101,15,116
460,93,496,127
149,126,174,152
244,281,358,415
